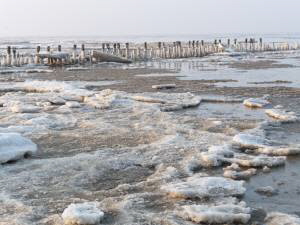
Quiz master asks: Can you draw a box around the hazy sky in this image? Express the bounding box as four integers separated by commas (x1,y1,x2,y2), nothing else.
0,0,299,37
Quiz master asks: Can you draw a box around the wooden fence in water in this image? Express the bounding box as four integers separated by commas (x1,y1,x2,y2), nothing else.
0,38,299,67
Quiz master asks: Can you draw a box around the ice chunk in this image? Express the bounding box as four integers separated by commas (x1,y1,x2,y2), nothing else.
243,98,270,108
66,101,81,108
199,145,234,168
49,96,66,105
161,176,246,199
233,133,267,149
160,96,201,112
199,152,223,167
178,203,251,224
152,84,176,89
256,146,300,156
0,133,37,163
223,168,257,180
25,69,54,73
147,165,180,182
208,145,234,158
255,186,278,196
265,109,298,122
62,202,104,225
225,154,286,168
131,96,165,104
10,104,41,113
265,212,300,225
66,67,89,71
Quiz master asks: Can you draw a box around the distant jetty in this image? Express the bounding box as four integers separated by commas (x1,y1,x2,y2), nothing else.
0,38,299,67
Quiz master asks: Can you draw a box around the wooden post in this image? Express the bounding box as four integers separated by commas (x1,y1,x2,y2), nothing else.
35,46,40,64
125,43,129,59
12,48,16,66
6,46,11,66
80,44,85,63
47,46,52,65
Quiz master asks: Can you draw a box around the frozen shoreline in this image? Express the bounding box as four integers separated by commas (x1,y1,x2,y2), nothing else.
0,53,300,225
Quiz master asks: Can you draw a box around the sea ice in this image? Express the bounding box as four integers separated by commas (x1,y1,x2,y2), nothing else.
255,186,278,196
0,133,37,163
161,176,246,199
265,212,300,225
223,168,257,180
233,132,267,149
256,146,300,156
265,109,298,122
225,154,286,167
62,202,104,225
151,84,176,89
178,202,251,224
66,101,81,108
243,97,270,108
10,104,41,113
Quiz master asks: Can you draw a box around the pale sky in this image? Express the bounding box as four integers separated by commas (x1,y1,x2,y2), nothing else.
0,0,299,37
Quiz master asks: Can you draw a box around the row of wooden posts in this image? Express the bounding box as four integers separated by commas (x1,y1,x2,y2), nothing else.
0,38,299,67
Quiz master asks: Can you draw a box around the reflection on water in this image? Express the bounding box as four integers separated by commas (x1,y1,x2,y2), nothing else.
133,50,300,88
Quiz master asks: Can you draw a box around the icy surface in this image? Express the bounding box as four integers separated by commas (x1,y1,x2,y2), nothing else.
62,202,104,225
0,133,37,163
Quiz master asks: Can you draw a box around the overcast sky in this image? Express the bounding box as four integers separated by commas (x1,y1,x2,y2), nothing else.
0,0,299,37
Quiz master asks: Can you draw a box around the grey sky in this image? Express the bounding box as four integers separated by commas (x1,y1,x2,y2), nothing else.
0,0,299,37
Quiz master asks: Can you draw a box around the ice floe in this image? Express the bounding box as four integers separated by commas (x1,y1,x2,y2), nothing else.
62,202,104,225
243,97,270,108
256,146,300,156
152,84,176,89
233,132,267,149
255,186,278,196
161,176,246,199
0,133,37,163
177,202,251,224
66,101,81,108
224,154,286,167
265,108,298,122
223,168,257,180
265,212,300,225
